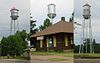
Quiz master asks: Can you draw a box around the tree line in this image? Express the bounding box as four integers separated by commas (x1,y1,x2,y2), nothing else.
74,39,100,53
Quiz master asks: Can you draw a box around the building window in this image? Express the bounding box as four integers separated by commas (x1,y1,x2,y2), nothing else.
48,37,53,48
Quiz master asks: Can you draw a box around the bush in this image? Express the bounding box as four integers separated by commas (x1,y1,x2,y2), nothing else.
54,50,64,53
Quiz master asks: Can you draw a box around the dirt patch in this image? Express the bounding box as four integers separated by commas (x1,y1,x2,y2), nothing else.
31,55,74,63
31,60,74,63
31,55,73,60
30,52,74,63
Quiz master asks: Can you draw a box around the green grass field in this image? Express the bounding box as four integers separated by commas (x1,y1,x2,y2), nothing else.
74,53,100,58
48,58,67,61
31,51,74,61
0,56,27,60
31,51,74,57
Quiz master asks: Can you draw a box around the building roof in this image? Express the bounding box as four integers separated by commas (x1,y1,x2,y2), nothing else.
31,19,73,38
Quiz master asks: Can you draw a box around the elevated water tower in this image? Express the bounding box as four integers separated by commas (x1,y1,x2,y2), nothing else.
83,4,91,19
47,3,56,23
10,7,19,34
79,3,94,53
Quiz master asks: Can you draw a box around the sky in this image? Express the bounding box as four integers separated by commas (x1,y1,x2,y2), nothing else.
74,0,100,44
0,0,100,45
0,0,30,40
31,0,73,26
0,0,73,41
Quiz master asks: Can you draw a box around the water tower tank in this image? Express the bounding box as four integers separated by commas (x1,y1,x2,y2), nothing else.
47,3,56,19
10,7,19,20
83,4,91,19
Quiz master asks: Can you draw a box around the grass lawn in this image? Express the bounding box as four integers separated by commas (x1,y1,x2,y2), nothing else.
0,56,27,60
31,51,74,57
14,56,28,60
31,51,74,61
75,53,100,59
48,58,67,61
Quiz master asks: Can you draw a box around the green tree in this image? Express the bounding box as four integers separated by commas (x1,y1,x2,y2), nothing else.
1,30,28,57
43,18,52,28
39,18,52,31
39,25,44,31
31,18,52,47
30,20,38,35
1,37,9,56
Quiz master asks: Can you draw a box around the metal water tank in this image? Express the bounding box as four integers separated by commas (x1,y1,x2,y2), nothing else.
47,3,56,19
10,7,19,20
83,4,91,19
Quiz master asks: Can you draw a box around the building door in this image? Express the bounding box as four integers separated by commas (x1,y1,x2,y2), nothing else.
56,35,64,50
68,36,71,45
43,39,47,51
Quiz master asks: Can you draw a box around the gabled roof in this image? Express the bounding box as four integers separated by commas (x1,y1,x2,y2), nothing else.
31,20,73,37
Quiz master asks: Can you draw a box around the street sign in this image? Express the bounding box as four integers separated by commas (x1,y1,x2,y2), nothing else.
37,36,44,40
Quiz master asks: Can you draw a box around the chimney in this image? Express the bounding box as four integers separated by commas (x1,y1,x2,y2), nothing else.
61,17,65,21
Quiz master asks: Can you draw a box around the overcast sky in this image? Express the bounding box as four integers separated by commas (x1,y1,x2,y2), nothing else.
0,0,30,40
0,0,100,44
31,0,73,26
74,0,100,44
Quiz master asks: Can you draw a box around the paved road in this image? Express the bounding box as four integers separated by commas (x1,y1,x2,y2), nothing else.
0,59,30,63
74,59,100,63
